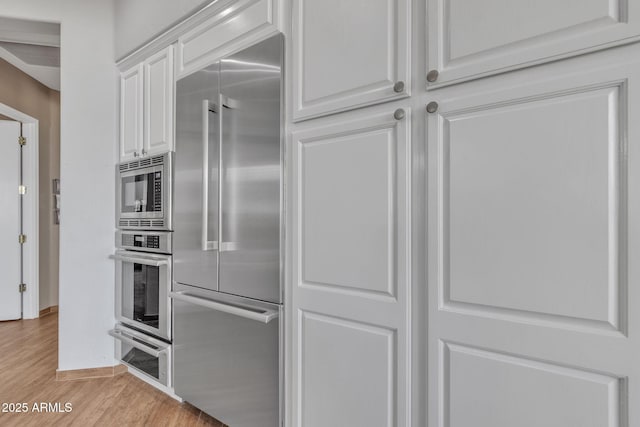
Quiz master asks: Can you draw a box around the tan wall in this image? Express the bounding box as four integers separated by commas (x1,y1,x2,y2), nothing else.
0,58,60,310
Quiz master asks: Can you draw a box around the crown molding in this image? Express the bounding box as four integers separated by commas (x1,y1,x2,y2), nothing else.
116,0,236,71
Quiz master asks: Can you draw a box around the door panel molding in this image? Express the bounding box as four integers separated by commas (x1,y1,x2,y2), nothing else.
433,82,628,334
440,340,626,427
297,310,397,427
298,122,399,301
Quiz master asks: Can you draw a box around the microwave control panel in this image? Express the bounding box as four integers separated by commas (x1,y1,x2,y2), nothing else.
154,171,162,211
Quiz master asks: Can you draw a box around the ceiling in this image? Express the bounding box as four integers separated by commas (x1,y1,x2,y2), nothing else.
0,16,60,91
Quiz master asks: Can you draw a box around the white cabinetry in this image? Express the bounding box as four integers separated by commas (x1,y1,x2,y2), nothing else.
119,63,143,160
426,45,640,427
427,0,640,87
176,0,279,78
290,105,412,426
120,45,174,161
144,46,174,157
292,0,410,121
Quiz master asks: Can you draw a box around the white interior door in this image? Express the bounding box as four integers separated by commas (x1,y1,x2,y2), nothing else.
427,45,640,426
0,120,22,321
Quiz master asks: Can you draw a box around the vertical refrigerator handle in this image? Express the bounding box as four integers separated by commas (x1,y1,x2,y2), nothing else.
201,99,218,251
218,93,239,253
218,94,224,253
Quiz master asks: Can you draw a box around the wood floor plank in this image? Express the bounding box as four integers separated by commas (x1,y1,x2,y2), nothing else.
0,314,225,426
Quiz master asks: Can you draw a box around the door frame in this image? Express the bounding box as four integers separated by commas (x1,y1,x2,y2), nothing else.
0,102,39,319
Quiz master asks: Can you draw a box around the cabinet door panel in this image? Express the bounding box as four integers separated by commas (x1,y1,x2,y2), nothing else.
144,45,174,155
292,0,410,121
427,46,640,427
176,0,277,79
290,106,411,426
428,0,640,87
120,64,143,161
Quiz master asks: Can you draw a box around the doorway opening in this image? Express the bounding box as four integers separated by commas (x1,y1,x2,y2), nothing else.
0,16,60,321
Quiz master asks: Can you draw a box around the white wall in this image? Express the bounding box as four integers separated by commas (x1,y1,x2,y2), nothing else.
114,0,211,59
0,0,117,370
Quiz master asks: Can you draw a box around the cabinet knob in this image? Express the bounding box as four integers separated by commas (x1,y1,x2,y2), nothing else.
141,148,147,156
426,102,439,114
427,70,439,83
393,108,406,120
393,81,405,93
133,151,139,157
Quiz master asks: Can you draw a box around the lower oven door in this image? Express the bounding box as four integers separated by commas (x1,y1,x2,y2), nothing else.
109,324,171,386
112,250,171,340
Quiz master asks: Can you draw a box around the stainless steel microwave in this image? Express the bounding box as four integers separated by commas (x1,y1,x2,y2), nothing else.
117,152,172,230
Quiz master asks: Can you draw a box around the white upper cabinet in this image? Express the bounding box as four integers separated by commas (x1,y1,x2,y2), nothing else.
292,0,410,121
119,45,174,161
176,0,279,78
144,45,174,157
120,63,143,161
427,0,640,87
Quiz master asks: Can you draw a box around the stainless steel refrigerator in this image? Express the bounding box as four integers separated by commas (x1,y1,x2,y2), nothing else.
170,33,284,427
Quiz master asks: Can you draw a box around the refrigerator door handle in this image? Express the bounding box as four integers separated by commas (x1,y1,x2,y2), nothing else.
108,329,164,357
219,94,240,109
218,93,239,253
202,99,219,251
169,291,279,324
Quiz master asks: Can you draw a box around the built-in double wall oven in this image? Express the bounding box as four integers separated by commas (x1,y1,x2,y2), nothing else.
111,153,174,387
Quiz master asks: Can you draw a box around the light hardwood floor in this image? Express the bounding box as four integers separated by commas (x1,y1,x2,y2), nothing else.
0,313,225,426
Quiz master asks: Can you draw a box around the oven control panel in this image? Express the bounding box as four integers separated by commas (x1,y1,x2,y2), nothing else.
116,230,171,254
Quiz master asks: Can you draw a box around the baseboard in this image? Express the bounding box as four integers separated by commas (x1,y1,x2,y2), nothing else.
55,364,128,381
39,305,59,317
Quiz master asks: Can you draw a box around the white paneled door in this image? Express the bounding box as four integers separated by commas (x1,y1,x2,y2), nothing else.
0,120,22,321
291,106,411,426
427,46,640,426
120,63,143,161
144,45,174,156
427,0,640,87
292,0,410,121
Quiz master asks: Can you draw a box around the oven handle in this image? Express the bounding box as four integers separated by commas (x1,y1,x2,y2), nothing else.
110,253,169,267
108,329,164,358
201,99,219,252
169,291,279,324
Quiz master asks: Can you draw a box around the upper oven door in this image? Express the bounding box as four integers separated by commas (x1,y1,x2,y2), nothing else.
112,250,172,340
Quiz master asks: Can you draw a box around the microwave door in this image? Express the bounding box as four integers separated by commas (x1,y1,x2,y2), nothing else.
120,168,162,215
122,174,149,213
218,34,283,304
174,64,220,292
